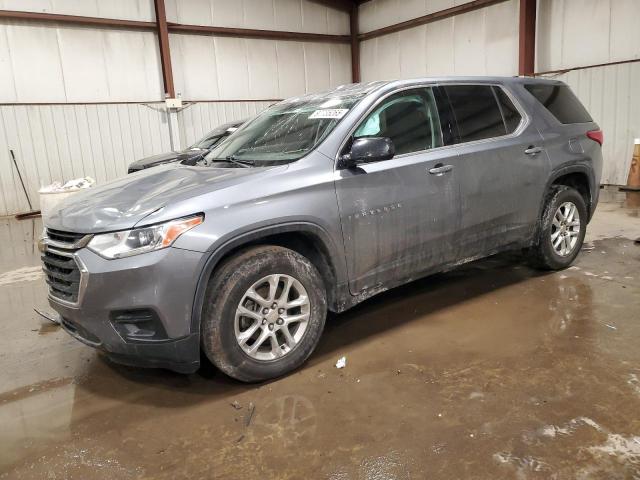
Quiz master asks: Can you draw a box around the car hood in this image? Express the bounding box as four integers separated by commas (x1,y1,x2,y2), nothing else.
46,164,282,233
128,151,201,170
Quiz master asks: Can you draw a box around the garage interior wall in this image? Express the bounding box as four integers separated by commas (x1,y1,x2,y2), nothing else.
359,0,520,79
359,0,640,186
0,0,351,216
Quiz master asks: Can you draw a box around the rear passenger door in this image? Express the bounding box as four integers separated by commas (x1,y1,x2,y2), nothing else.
440,84,549,256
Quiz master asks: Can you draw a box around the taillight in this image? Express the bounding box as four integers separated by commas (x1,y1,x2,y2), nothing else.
586,129,603,146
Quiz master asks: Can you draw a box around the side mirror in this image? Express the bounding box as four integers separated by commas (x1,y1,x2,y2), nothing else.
339,137,395,169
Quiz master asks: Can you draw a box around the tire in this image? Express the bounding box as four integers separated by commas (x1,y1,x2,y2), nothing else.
201,245,327,382
529,185,587,270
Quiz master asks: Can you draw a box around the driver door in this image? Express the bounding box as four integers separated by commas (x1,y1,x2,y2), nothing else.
334,87,462,295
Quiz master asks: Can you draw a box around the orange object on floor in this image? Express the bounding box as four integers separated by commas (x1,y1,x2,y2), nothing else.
620,138,640,191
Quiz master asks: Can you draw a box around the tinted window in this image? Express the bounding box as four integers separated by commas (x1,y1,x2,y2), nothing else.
494,87,522,134
525,84,592,124
444,85,506,142
354,88,442,155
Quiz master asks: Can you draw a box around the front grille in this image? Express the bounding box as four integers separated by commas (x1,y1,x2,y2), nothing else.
46,228,86,245
42,250,81,303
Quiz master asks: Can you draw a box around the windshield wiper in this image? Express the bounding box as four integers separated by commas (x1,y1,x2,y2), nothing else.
208,155,255,168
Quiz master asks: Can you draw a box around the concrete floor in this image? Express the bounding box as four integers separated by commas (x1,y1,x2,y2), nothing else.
1,188,639,479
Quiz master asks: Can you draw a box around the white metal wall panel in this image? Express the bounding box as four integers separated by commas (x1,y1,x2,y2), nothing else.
170,34,352,100
0,22,164,103
536,0,640,72
0,0,155,22
359,0,474,34
360,0,518,81
165,0,350,35
0,103,172,216
177,101,272,149
546,62,640,185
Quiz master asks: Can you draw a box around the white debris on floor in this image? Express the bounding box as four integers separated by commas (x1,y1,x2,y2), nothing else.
335,356,346,369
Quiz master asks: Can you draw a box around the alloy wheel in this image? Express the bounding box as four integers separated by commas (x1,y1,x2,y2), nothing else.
551,201,581,257
234,274,310,361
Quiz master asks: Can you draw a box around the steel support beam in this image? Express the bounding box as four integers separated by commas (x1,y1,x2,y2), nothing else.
0,9,154,30
0,9,349,44
153,0,175,99
168,23,349,43
518,0,536,76
350,4,360,83
358,0,508,41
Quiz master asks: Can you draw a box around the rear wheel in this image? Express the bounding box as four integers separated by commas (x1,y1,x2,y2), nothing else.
201,245,326,382
529,185,587,270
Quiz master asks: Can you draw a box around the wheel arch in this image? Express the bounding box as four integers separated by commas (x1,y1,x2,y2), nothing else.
542,165,594,219
190,222,347,335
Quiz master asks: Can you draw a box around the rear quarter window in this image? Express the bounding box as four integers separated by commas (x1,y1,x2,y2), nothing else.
525,84,592,124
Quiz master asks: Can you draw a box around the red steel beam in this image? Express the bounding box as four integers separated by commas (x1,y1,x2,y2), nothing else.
0,9,155,30
535,57,640,77
153,0,175,98
168,23,349,43
518,0,536,76
0,9,349,44
358,0,509,41
350,4,360,82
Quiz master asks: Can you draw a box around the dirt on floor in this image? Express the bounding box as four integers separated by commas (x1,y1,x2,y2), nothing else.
1,188,639,479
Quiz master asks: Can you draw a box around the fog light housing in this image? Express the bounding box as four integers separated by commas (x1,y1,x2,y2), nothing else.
110,309,168,342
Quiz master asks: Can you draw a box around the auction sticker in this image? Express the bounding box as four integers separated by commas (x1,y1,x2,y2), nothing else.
309,109,348,119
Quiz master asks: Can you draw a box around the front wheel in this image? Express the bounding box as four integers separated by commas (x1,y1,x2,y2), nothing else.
201,245,327,382
529,185,587,270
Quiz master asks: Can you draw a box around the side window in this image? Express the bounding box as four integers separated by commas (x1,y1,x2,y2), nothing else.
444,85,506,143
353,88,442,156
494,87,522,134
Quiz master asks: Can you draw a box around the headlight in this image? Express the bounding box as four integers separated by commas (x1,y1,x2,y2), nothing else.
87,215,203,259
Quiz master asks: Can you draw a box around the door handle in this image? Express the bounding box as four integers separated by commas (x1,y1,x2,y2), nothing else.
428,164,453,175
525,146,543,155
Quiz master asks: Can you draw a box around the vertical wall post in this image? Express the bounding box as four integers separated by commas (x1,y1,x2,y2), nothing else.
350,4,360,83
153,0,175,98
518,0,536,76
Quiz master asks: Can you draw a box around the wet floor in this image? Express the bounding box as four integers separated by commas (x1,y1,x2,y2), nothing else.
1,188,639,479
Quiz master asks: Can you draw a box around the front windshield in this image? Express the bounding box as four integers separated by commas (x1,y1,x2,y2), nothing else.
203,87,373,166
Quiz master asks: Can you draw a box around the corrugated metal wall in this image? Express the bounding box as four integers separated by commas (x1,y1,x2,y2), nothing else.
0,103,171,216
536,0,640,73
0,1,351,216
170,35,351,100
166,0,350,34
359,0,519,80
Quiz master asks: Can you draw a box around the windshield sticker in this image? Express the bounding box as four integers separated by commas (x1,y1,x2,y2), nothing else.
309,109,348,119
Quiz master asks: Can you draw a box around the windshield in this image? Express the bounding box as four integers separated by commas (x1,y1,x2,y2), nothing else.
203,87,373,166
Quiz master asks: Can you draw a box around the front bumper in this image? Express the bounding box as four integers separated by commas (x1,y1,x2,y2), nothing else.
47,246,205,373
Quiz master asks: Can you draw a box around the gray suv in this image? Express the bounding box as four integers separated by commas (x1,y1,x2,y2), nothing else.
40,77,603,382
